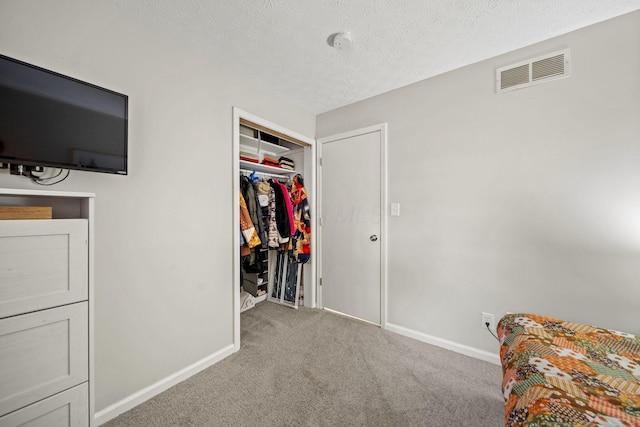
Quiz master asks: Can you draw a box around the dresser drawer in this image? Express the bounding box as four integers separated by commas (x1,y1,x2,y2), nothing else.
0,302,88,417
0,383,88,427
0,219,88,318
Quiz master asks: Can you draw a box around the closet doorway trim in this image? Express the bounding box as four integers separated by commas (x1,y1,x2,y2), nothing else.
232,107,316,353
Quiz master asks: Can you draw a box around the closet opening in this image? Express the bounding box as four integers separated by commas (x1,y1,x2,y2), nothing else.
232,108,316,351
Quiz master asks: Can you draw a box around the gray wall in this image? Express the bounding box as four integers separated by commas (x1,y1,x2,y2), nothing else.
0,0,315,413
317,11,640,354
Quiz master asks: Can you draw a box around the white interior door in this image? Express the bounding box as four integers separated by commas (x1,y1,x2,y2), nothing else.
319,125,385,325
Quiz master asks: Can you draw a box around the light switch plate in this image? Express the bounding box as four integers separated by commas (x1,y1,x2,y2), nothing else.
391,203,400,216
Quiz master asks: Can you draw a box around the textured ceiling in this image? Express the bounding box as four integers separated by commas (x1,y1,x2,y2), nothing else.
114,0,640,114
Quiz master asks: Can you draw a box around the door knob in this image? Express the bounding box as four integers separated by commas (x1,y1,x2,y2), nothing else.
370,235,378,241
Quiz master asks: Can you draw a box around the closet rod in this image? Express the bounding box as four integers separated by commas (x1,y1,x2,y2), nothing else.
240,169,297,180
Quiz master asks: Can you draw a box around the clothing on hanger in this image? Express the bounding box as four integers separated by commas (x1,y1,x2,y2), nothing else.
290,175,311,263
267,185,279,248
270,179,291,244
239,191,260,249
277,181,295,237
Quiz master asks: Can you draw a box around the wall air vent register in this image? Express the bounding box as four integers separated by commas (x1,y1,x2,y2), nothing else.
496,49,571,94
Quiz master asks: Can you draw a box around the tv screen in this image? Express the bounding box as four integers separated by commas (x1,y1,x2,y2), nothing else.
0,54,128,175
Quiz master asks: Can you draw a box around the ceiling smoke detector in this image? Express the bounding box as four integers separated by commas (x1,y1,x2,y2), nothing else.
328,31,353,50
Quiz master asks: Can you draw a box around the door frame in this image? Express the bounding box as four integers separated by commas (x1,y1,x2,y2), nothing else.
317,123,388,328
232,107,317,352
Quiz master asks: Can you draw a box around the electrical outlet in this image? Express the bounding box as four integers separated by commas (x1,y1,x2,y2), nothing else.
482,312,495,331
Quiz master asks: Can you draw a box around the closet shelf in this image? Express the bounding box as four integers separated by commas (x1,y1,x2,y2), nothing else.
240,160,299,175
240,134,290,154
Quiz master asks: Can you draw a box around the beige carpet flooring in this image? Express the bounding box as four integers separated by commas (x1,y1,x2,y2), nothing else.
103,302,504,426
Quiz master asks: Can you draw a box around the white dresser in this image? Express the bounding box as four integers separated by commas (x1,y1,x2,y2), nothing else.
0,189,94,427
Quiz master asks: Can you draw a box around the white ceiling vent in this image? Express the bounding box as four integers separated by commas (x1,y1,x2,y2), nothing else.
496,49,570,94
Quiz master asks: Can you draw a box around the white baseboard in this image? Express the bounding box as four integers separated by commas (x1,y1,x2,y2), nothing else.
94,343,236,426
385,322,500,366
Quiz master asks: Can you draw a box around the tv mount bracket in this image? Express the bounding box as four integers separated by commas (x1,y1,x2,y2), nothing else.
8,164,43,177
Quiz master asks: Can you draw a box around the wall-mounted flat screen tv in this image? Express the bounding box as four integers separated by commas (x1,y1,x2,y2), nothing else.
0,54,128,175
